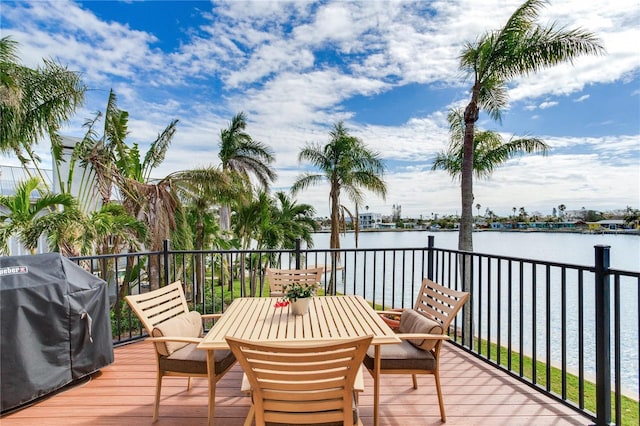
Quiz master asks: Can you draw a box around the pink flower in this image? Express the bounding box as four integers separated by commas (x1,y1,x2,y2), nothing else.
274,301,290,308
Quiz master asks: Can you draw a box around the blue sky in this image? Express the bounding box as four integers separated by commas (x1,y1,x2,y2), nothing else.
2,0,639,218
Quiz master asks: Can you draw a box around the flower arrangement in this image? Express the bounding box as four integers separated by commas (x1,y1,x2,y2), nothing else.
284,281,318,301
274,281,319,308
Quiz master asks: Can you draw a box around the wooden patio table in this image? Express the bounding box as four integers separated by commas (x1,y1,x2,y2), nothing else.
197,295,400,426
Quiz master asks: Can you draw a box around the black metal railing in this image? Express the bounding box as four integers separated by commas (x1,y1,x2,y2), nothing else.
70,236,639,426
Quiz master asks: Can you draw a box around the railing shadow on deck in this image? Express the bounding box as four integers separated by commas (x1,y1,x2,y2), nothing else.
71,236,639,426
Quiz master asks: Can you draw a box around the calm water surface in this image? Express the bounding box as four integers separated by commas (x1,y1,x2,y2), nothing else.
312,230,640,270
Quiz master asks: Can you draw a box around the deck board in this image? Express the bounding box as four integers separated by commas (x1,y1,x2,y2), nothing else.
1,340,590,425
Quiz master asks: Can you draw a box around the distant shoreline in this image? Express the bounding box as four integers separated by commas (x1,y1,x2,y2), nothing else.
316,228,640,236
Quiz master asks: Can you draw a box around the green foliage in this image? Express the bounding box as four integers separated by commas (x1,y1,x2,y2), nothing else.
110,300,142,339
0,176,79,254
282,281,319,302
0,36,86,179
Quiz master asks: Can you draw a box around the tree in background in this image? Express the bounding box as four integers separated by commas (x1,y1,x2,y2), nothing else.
291,122,386,294
217,112,276,234
232,190,317,296
0,36,85,182
0,177,79,254
457,0,604,254
433,108,548,181
175,166,241,300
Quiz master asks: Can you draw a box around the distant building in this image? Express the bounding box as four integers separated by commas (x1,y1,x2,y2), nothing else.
359,212,382,229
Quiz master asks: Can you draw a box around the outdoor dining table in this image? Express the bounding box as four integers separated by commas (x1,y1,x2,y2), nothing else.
197,295,401,426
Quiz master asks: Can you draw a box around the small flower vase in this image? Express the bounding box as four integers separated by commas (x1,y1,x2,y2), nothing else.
290,297,311,315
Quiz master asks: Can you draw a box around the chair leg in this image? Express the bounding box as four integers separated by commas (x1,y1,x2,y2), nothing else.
434,371,446,422
187,376,192,391
153,371,163,422
243,404,255,426
412,373,418,389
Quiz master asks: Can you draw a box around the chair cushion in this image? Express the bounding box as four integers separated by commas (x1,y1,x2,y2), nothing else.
159,343,236,376
399,309,443,351
152,310,203,356
363,341,436,371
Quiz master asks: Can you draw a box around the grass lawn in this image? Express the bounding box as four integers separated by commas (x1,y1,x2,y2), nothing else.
473,338,637,426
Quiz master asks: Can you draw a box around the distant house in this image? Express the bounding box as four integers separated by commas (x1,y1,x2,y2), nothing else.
588,219,626,231
359,212,382,229
378,222,397,230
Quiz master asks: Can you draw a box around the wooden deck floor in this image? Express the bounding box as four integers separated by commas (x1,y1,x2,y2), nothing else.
2,340,590,426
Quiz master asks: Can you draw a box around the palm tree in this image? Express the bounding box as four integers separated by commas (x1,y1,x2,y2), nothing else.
457,0,604,253
217,112,276,233
0,36,85,182
433,108,549,180
233,190,317,296
174,166,241,299
83,202,148,303
83,91,192,289
291,122,386,293
270,191,317,250
0,177,79,254
558,204,566,220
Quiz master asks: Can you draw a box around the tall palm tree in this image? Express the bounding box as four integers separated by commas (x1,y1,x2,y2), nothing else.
174,166,242,299
217,112,276,233
457,0,604,253
433,108,549,180
0,36,85,182
0,177,79,254
291,122,386,293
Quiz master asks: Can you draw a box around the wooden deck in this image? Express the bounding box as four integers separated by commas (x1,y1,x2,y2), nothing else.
1,340,591,426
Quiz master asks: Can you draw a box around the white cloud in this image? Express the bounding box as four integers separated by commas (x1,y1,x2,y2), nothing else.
1,0,638,219
539,101,558,109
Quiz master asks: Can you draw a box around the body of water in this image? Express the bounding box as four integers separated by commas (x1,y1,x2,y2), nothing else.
311,230,640,397
312,229,640,271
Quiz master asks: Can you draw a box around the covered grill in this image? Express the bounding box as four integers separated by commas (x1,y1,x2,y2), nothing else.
0,253,114,413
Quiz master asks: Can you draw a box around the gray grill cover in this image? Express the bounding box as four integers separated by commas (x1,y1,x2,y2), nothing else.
0,253,114,413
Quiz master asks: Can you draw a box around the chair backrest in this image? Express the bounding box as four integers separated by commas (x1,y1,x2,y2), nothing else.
413,278,470,334
226,335,372,426
264,266,324,296
125,281,190,336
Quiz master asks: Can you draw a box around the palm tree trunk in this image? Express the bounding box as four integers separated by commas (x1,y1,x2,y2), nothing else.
195,220,205,304
328,188,341,295
459,94,479,347
220,204,235,292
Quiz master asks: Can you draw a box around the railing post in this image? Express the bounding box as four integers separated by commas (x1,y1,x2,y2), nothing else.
163,239,171,288
594,244,612,426
295,238,301,269
427,235,435,280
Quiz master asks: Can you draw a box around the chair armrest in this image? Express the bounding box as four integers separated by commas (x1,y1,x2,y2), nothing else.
147,336,203,344
396,333,450,341
377,309,405,316
201,313,222,320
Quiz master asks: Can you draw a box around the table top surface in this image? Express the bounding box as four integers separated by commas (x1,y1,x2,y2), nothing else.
197,295,400,350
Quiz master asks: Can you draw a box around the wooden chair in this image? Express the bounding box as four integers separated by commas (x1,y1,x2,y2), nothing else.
227,335,372,426
363,278,470,422
125,281,236,422
264,266,324,297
